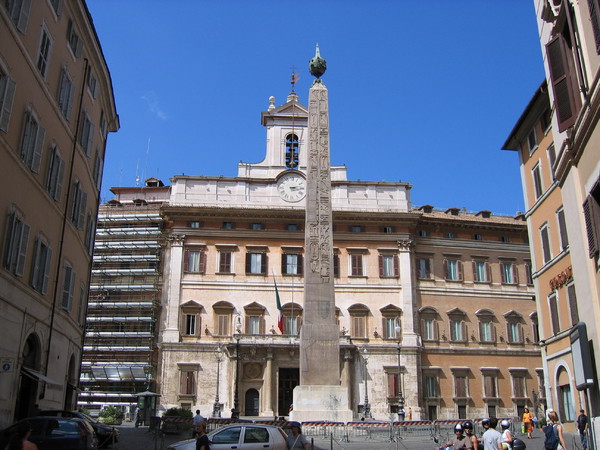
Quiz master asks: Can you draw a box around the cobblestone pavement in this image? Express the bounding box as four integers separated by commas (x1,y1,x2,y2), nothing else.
108,422,582,450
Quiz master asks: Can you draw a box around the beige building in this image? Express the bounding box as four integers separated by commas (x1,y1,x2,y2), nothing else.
149,92,540,420
503,0,600,433
0,0,118,427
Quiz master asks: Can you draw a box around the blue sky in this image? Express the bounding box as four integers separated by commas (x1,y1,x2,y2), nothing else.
87,0,544,215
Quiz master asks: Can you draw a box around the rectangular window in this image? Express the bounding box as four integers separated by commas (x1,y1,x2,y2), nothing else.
379,254,398,277
527,127,538,153
351,316,366,338
484,375,497,398
30,237,52,294
20,110,45,172
473,261,490,283
282,253,302,275
3,211,30,277
218,251,232,273
513,375,526,398
567,283,579,326
583,186,600,259
37,29,52,77
0,66,16,132
184,250,206,273
444,258,462,281
549,293,560,335
540,224,552,264
216,314,230,336
547,144,556,179
6,0,31,32
189,221,201,229
418,257,431,279
350,225,362,232
222,222,234,229
57,67,73,119
185,314,197,336
49,0,62,15
383,226,393,233
445,232,456,239
424,375,437,398
480,321,493,342
284,316,298,335
350,253,364,277
422,318,437,341
246,252,266,275
180,371,195,395
525,261,533,285
387,372,400,398
66,19,82,57
86,67,98,98
383,317,397,339
78,284,85,326
46,146,65,201
501,262,517,284
507,322,521,343
251,223,263,230
78,111,94,156
61,263,75,311
247,316,261,335
286,224,298,231
84,214,95,254
450,319,464,341
70,181,87,229
556,207,569,250
93,149,103,190
532,163,543,199
418,230,428,237
454,375,468,398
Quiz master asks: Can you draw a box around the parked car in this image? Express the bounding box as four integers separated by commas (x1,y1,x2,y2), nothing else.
0,416,98,449
39,410,119,447
167,423,288,450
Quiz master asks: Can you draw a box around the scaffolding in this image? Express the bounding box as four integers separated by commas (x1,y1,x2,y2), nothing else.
79,204,164,416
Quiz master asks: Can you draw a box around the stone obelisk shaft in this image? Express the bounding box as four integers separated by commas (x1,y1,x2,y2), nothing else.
300,80,339,386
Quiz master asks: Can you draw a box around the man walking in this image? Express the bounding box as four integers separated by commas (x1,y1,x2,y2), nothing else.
577,409,589,450
192,409,206,437
481,417,503,450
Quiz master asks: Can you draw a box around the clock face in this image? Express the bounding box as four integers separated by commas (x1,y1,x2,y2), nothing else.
277,173,306,202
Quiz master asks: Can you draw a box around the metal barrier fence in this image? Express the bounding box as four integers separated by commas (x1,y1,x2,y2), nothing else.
346,421,394,442
394,420,435,440
302,421,346,440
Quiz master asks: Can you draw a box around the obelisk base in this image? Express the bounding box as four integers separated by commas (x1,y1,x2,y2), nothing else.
289,385,353,423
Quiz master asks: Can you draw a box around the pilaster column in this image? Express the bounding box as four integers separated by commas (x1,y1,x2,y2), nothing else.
263,350,274,416
161,234,184,342
397,239,418,348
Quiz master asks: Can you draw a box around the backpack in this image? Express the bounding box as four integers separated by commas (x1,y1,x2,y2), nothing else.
543,424,559,450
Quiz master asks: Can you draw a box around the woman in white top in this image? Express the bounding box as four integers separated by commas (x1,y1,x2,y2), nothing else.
500,420,513,450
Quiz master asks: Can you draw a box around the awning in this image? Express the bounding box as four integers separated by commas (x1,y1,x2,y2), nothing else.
134,390,161,397
21,367,61,387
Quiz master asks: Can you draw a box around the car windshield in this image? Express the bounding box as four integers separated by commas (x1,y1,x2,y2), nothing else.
77,412,97,423
210,426,241,444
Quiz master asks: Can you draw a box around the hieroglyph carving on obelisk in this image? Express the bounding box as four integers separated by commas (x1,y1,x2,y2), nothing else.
300,46,340,387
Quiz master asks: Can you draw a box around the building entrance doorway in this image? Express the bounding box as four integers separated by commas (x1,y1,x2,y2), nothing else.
278,368,299,417
245,389,259,416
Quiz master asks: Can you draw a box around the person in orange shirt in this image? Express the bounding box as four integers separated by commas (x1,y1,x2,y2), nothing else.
522,408,534,439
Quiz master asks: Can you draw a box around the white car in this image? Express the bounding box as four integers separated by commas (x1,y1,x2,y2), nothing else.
167,424,288,450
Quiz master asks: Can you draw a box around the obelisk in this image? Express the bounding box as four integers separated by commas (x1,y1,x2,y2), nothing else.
290,45,353,423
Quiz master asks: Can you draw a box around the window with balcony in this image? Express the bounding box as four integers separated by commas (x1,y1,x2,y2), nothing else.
244,302,266,335
282,303,302,335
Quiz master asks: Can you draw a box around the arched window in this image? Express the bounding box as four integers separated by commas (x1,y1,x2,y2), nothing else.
244,302,266,335
475,309,496,343
281,302,302,335
180,301,204,337
419,306,439,342
285,134,299,168
348,304,370,339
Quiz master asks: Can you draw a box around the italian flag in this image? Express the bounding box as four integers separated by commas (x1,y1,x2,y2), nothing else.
275,279,284,333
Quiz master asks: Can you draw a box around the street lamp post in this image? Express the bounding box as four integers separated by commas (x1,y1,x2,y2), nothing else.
231,317,242,419
362,346,372,419
395,323,405,421
212,345,223,417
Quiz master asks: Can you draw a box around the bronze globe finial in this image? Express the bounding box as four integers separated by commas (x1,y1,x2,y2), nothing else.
309,43,327,83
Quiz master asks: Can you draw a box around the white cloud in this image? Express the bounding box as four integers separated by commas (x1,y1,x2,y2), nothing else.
141,91,167,120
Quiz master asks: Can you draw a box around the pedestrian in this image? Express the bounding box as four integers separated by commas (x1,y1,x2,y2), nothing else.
192,409,206,437
545,410,568,450
463,421,480,450
195,420,210,450
522,408,534,438
577,409,589,450
500,420,513,450
443,423,473,449
6,420,38,450
533,415,539,429
408,407,413,421
286,421,309,450
481,417,503,450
